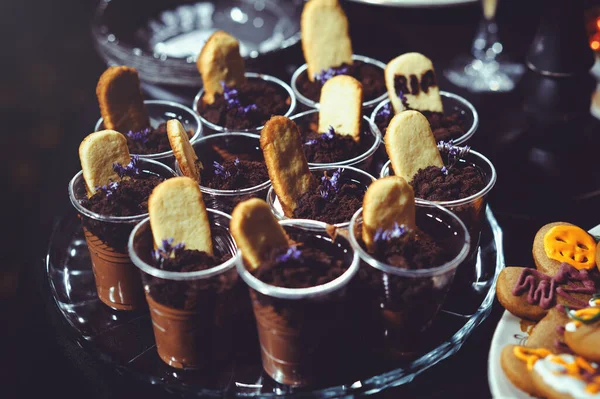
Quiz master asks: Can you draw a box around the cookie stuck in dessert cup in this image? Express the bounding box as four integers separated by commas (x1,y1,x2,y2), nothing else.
348,200,470,355
290,109,382,174
267,165,376,229
235,218,360,387
193,72,296,134
68,158,177,311
291,54,388,111
380,149,496,287
174,132,272,215
94,100,202,165
128,210,239,370
370,91,479,145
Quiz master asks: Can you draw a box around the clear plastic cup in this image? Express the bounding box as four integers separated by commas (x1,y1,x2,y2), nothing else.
290,54,388,110
94,100,202,166
379,150,497,286
235,218,360,387
348,201,470,354
290,109,382,174
267,165,376,229
68,158,177,310
193,72,296,133
174,132,272,215
370,91,479,145
128,210,239,370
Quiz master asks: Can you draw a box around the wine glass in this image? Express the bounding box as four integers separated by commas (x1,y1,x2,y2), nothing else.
444,0,525,92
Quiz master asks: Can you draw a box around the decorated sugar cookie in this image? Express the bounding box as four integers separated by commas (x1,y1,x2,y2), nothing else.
534,222,598,275
502,345,600,399
564,303,600,362
496,263,597,321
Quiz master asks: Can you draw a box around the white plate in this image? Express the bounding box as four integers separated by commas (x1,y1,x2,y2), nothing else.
345,0,477,8
487,223,600,399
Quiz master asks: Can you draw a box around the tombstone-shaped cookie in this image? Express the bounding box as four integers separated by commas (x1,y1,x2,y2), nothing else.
301,0,353,81
385,53,443,114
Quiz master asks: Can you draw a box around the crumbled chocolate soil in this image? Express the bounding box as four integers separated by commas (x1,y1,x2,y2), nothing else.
410,165,485,201
197,80,290,129
201,158,269,190
84,176,163,216
297,61,386,103
80,175,163,250
125,123,168,155
148,249,234,311
253,245,347,289
292,172,365,225
297,113,374,164
375,110,466,143
368,230,451,270
421,111,466,143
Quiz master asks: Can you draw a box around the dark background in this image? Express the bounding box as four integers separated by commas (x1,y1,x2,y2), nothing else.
2,0,600,397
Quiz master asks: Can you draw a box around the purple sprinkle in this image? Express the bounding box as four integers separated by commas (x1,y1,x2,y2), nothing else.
441,166,448,175
234,157,240,166
314,65,350,85
374,222,410,243
437,140,470,170
377,102,392,120
323,126,335,140
213,161,231,178
305,139,318,146
126,127,151,144
153,238,186,263
112,155,141,178
276,246,302,263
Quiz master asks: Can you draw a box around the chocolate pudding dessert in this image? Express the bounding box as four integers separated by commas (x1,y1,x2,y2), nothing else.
292,169,367,225
374,101,467,143
295,113,376,166
200,157,270,214
354,217,465,356
201,157,268,190
197,80,291,130
124,123,193,155
80,158,165,310
249,238,352,386
296,61,386,104
142,239,237,369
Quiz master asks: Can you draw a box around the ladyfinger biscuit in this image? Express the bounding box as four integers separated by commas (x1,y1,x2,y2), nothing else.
318,75,362,141
385,53,443,114
385,110,443,182
361,176,416,252
96,66,150,133
148,177,212,254
230,198,289,270
79,130,131,197
260,116,315,216
197,31,246,105
301,0,353,81
167,119,201,183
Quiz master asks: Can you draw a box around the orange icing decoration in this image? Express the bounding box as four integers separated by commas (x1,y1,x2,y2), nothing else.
513,346,551,371
543,225,597,270
548,355,600,393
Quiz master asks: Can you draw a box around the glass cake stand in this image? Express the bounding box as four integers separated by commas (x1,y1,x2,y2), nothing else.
45,207,504,397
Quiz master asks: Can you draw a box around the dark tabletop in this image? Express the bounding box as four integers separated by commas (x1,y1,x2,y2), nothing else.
3,0,600,398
